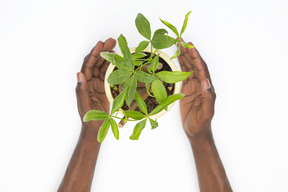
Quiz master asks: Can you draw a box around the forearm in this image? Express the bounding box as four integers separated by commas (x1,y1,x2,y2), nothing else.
58,124,102,192
189,128,232,192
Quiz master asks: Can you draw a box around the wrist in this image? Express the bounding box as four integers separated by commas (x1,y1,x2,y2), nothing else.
188,128,215,148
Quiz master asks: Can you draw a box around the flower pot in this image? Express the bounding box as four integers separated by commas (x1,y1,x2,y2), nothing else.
104,47,181,120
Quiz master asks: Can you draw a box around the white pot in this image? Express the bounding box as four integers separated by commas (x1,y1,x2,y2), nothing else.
104,47,181,120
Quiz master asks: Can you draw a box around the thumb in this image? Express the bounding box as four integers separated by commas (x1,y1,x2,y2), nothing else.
200,79,216,119
76,72,91,118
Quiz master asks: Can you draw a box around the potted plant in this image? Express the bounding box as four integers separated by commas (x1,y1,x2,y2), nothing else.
83,12,194,142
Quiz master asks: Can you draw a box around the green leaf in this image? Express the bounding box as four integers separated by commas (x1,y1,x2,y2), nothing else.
180,11,192,36
124,110,146,120
107,69,132,84
148,55,159,73
171,46,181,59
100,52,116,63
151,34,177,49
123,74,137,107
153,28,168,39
132,53,147,60
150,93,185,115
160,19,179,37
135,41,150,53
149,118,158,129
97,118,110,143
135,71,158,83
135,91,148,114
130,119,147,140
117,34,134,70
145,82,154,97
134,60,143,66
151,79,167,104
110,118,119,140
83,110,108,122
111,88,128,114
180,41,195,49
135,13,151,40
113,56,131,71
156,71,193,83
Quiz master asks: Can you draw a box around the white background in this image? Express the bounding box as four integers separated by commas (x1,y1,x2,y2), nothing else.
0,0,288,191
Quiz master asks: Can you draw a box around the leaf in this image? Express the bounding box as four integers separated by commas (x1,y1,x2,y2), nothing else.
153,28,168,39
111,88,128,114
160,19,179,37
135,13,151,40
133,60,143,66
130,119,147,140
148,55,159,73
100,52,116,63
97,118,110,143
180,11,192,36
149,118,158,129
124,110,146,120
107,69,132,84
180,41,195,49
117,34,134,70
83,110,108,122
135,91,148,114
123,74,137,107
110,118,119,140
156,71,193,83
135,71,157,83
171,46,181,59
132,53,147,60
151,34,177,49
145,82,154,97
135,41,150,53
150,93,185,115
151,79,167,104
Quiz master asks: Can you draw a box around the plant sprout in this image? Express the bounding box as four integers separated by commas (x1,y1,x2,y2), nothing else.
84,11,194,142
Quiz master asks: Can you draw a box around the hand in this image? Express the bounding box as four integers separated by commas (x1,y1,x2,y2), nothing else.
177,40,216,141
76,38,116,130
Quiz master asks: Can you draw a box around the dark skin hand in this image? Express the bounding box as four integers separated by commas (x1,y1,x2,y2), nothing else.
58,38,116,192
178,40,233,192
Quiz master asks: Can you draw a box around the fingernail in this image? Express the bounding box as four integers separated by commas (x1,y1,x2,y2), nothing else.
77,72,83,83
204,78,211,89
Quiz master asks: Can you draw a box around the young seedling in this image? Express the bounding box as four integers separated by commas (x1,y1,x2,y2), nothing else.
84,11,194,142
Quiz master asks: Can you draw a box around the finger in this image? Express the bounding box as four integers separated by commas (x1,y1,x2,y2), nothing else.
76,72,91,118
187,42,211,81
178,38,188,56
81,41,103,80
200,78,216,120
103,38,117,51
177,55,188,72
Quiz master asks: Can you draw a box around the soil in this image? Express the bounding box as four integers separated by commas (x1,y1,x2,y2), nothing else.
110,52,175,114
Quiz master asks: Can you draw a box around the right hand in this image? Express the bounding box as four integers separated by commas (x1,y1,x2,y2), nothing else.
177,40,216,141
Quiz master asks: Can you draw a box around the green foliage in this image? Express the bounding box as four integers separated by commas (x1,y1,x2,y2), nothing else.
135,71,157,83
135,91,148,114
83,110,108,122
130,119,147,140
111,88,127,114
156,71,193,83
135,41,150,53
124,111,146,120
149,118,158,129
150,93,185,115
151,79,167,104
110,118,119,140
107,69,132,84
97,118,111,143
148,55,159,73
123,74,137,107
83,11,194,142
135,13,151,40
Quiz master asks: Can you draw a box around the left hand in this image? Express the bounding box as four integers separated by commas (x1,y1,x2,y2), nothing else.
76,38,116,130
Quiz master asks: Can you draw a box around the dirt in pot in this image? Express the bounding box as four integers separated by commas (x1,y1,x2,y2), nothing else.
110,52,175,114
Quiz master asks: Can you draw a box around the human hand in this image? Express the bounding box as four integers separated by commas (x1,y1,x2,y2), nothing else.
177,40,216,141
76,38,116,131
